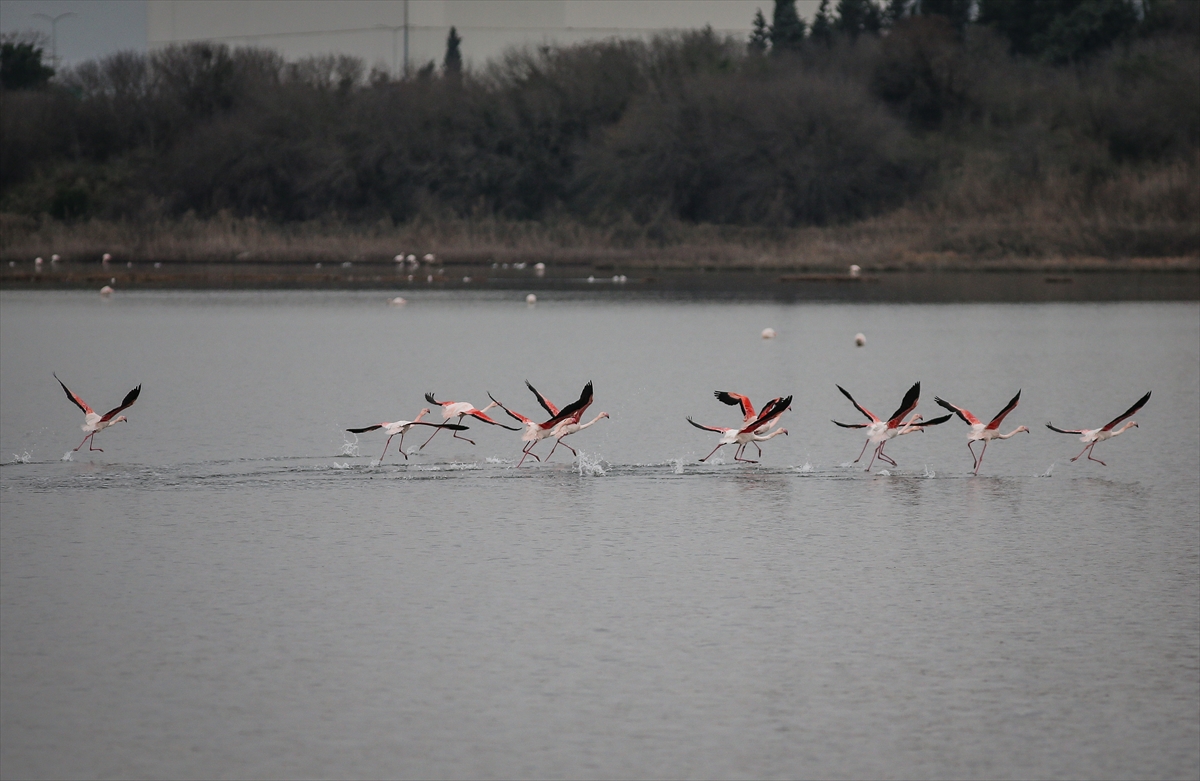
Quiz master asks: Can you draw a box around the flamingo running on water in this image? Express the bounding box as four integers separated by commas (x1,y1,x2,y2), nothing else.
934,390,1030,475
832,382,951,471
345,408,469,463
54,373,141,452
546,410,610,461
488,381,595,466
1046,391,1150,466
420,393,520,448
688,395,792,463
714,390,789,456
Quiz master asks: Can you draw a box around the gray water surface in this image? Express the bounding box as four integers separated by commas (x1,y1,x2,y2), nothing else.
2,292,1197,780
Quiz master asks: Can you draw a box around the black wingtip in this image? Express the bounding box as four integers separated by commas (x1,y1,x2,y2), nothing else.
425,392,437,405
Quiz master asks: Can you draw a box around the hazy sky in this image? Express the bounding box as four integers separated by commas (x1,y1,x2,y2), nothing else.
0,0,146,65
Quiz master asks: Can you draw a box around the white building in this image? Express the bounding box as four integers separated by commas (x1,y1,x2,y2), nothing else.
147,0,821,75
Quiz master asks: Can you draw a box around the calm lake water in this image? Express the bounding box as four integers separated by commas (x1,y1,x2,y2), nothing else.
2,291,1197,780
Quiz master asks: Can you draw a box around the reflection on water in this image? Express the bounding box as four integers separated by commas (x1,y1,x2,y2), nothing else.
1,293,1197,780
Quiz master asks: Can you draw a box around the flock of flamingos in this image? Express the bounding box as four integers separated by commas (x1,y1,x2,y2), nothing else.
52,372,1151,475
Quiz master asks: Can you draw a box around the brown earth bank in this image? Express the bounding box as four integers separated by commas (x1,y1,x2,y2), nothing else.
2,213,1197,274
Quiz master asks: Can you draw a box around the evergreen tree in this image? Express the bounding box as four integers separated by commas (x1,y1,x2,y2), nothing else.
443,26,463,76
810,0,835,44
0,40,54,90
749,8,771,55
770,0,807,54
835,0,883,38
917,0,974,31
883,0,910,28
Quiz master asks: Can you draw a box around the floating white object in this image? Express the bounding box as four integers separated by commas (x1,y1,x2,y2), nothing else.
101,253,112,263
514,262,525,270
389,297,407,306
126,262,133,268
588,276,595,283
407,254,416,263
100,285,114,296
525,293,537,305
341,261,352,268
50,254,60,263
423,253,435,263
427,275,433,283
394,254,404,262
315,262,322,268
463,276,472,283
849,264,861,277
762,328,777,339
534,262,546,276
7,261,13,267
153,262,162,268
34,257,43,265
855,332,866,346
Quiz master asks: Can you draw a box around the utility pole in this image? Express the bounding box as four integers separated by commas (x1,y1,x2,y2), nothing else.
31,11,76,67
403,0,409,78
377,23,403,78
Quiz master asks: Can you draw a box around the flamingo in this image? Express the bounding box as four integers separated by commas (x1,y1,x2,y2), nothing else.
1046,391,1150,466
345,408,469,463
488,381,595,466
546,410,610,461
934,390,1030,475
54,373,141,452
420,393,520,448
688,395,792,463
714,390,789,456
832,382,950,470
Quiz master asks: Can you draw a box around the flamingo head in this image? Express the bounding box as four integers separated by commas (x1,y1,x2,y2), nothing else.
415,407,431,420
113,415,129,425
1017,426,1031,434
597,412,610,420
779,428,788,436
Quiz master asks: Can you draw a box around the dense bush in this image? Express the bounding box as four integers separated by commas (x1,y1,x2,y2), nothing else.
0,2,1196,233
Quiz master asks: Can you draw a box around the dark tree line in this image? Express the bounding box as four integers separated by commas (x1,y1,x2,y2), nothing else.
0,2,1196,229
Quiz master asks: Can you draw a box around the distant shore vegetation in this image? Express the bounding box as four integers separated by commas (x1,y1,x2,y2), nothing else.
1,0,1197,267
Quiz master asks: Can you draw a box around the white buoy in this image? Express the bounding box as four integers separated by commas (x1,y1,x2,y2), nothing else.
463,276,472,283
389,297,407,306
534,262,545,277
153,262,162,268
100,285,114,296
341,261,352,268
525,293,537,305
849,264,861,277
315,262,322,268
423,253,435,263
126,261,133,268
762,328,777,339
855,332,866,347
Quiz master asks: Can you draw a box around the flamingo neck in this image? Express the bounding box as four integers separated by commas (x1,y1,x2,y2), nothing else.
996,427,1027,440
1111,420,1137,436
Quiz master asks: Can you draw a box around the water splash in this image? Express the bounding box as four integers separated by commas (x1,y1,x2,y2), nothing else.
485,457,510,465
575,451,608,477
921,464,937,479
669,458,685,475
1039,463,1055,478
793,460,814,473
839,461,856,469
10,451,32,464
61,452,73,462
876,469,891,476
338,433,360,457
332,461,351,470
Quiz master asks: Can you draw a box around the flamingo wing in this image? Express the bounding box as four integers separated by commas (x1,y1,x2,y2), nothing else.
525,381,559,417
551,381,593,425
54,373,94,416
985,390,1022,430
714,391,754,419
908,413,953,427
1101,391,1151,431
100,384,141,421
488,392,532,424
837,385,879,423
887,382,921,426
346,424,384,433
688,417,730,434
832,420,870,429
467,409,521,430
413,422,469,430
934,396,980,426
1046,422,1085,434
742,395,791,433
424,392,441,406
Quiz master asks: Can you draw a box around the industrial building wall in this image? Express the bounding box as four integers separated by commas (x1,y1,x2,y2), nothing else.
147,0,819,74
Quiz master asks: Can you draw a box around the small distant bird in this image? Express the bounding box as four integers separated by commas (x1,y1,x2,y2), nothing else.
833,382,951,470
1047,391,1150,466
389,297,407,306
849,264,861,277
345,409,468,463
420,393,520,448
102,253,112,265
688,395,792,463
423,253,435,263
100,285,114,296
54,373,141,452
526,293,537,305
34,256,43,266
855,333,866,347
935,390,1030,475
761,328,777,339
51,254,61,263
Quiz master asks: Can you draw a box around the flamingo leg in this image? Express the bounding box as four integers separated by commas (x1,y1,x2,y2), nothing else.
734,444,757,463
74,432,93,451
852,437,871,463
379,432,396,463
88,433,103,452
452,415,476,445
866,442,880,471
967,440,978,470
516,441,541,467
752,441,763,457
397,430,409,459
419,420,445,449
699,442,726,462
1085,442,1106,466
974,440,988,476
1069,442,1092,462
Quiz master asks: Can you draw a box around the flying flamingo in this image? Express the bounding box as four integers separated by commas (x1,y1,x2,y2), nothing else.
545,410,610,461
54,373,141,452
345,408,469,463
688,395,792,463
713,390,787,456
934,390,1030,475
832,382,950,470
1047,391,1150,466
488,381,595,466
420,393,520,448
